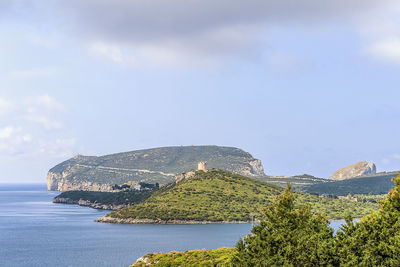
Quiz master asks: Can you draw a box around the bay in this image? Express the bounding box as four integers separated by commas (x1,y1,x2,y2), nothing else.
0,184,347,267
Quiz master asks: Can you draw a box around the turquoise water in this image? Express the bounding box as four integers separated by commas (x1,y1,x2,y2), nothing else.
0,184,346,267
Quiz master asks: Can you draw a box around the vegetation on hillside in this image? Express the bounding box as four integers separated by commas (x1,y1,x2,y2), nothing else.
105,170,378,222
335,174,400,266
133,174,400,266
233,185,338,266
54,189,154,206
132,248,235,267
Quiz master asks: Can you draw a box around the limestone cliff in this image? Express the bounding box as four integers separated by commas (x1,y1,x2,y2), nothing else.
47,145,266,191
329,161,377,181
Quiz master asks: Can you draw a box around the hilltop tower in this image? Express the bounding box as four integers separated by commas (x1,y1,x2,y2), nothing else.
198,161,207,171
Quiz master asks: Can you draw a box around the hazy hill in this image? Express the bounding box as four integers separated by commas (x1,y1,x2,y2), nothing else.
97,170,378,223
256,174,328,191
303,171,399,195
47,145,265,191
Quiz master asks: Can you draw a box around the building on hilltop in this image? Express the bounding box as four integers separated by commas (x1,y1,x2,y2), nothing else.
198,161,207,171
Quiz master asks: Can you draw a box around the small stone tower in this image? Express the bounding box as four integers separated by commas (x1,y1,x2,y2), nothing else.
197,161,207,171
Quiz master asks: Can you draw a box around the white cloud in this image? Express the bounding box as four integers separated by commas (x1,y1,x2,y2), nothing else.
0,94,78,160
22,134,32,142
0,98,13,115
9,68,56,78
89,42,129,64
0,126,14,139
369,39,400,64
26,114,64,130
37,138,77,158
22,95,67,130
26,94,66,112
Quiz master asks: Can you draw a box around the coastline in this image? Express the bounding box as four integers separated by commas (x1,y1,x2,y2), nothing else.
95,216,253,224
53,197,127,210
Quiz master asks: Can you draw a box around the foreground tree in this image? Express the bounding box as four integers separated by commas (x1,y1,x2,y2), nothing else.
232,185,338,266
336,174,400,266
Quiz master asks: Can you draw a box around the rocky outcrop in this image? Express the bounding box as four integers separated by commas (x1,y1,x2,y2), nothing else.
47,171,113,191
175,171,196,183
246,159,265,176
329,161,377,180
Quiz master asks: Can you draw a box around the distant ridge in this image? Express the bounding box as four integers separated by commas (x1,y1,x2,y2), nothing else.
47,145,265,191
304,171,399,195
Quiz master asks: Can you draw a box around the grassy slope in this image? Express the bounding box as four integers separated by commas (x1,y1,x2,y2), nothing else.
105,170,378,222
132,248,235,267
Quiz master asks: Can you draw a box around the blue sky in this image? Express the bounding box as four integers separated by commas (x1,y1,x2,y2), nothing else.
1,0,400,183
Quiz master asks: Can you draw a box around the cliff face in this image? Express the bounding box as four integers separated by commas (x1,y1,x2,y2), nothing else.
329,161,377,181
47,145,266,191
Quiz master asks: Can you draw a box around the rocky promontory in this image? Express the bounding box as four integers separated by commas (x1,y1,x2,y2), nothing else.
47,145,266,192
329,161,376,180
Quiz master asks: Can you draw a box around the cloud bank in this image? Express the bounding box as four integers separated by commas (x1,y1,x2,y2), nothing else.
12,0,397,67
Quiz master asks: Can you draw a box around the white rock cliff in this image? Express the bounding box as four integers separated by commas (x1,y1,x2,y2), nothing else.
329,161,376,180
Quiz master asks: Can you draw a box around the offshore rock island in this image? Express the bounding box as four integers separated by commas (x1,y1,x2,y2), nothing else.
47,145,265,192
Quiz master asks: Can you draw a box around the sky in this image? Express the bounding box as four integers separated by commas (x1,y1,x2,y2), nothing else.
1,0,400,183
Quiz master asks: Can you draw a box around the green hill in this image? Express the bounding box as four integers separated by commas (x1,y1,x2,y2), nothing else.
303,172,399,195
97,170,378,223
47,145,265,191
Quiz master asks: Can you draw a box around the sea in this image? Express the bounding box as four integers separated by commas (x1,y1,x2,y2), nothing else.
0,184,347,267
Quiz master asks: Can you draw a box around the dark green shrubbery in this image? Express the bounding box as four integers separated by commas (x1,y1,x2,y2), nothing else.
233,174,400,266
55,189,154,206
233,185,338,266
335,175,400,266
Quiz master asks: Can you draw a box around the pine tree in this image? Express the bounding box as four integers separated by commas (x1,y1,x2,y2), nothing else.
336,174,400,266
232,185,338,266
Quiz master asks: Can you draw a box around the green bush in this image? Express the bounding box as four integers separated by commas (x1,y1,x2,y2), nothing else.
232,185,338,266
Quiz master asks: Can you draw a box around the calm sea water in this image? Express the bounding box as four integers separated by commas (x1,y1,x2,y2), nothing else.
0,184,346,267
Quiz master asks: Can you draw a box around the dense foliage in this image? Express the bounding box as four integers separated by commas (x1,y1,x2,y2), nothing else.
107,170,378,222
233,185,338,266
54,189,154,206
235,174,400,266
131,248,235,266
335,174,400,266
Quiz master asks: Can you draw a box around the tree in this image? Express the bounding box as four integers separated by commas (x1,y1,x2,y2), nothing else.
336,174,400,266
232,185,338,266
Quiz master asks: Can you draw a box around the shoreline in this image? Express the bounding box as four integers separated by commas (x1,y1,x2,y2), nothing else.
95,216,254,224
96,216,356,225
53,197,127,210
